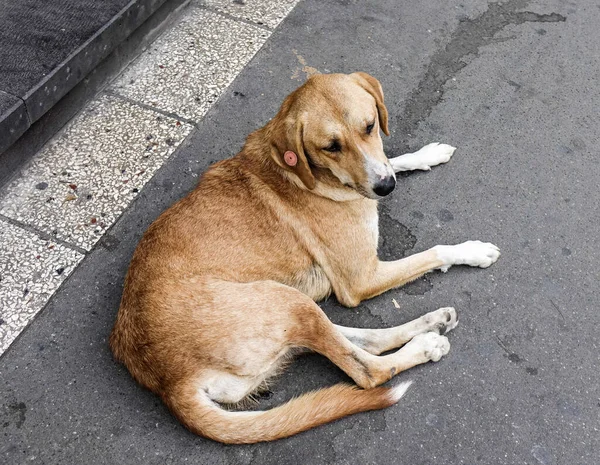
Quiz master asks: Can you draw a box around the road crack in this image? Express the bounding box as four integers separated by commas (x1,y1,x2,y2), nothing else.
395,0,566,151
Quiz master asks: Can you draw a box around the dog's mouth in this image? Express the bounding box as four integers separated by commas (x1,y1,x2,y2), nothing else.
345,183,384,200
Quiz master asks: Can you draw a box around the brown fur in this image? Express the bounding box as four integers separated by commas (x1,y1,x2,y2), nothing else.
110,73,465,443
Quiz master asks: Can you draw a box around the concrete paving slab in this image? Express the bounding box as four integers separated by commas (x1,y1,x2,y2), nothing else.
111,8,270,121
196,0,299,29
0,220,83,354
0,94,192,251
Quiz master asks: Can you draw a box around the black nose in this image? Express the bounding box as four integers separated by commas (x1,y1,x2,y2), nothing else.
373,176,396,197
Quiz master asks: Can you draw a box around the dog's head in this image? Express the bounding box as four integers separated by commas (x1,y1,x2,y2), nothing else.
268,72,395,200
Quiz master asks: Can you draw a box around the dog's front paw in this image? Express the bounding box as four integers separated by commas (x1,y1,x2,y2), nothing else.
412,143,456,170
434,240,501,272
390,143,456,172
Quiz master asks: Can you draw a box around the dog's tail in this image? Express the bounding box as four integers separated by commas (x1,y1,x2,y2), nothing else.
164,381,412,444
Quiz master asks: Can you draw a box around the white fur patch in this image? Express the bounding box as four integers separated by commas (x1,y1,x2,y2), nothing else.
200,370,259,404
373,164,389,180
408,332,450,362
434,240,501,272
364,207,379,244
390,143,456,172
388,380,413,403
363,152,395,186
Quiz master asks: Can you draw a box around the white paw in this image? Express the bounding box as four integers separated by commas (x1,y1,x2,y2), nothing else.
434,240,501,272
390,143,456,172
413,143,456,170
408,332,450,362
422,307,458,334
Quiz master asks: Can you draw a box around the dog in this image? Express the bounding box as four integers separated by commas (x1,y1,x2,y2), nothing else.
110,72,500,444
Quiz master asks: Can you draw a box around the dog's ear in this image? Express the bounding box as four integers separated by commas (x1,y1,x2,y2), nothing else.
270,112,316,190
350,72,390,136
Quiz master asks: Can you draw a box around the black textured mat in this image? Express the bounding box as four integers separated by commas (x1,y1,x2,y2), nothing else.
0,0,167,155
0,0,131,97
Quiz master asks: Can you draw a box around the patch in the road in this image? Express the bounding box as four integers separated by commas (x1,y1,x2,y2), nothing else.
437,208,454,223
494,334,539,376
291,49,320,81
377,204,434,294
378,203,417,260
395,0,566,152
402,275,434,295
2,402,27,429
531,444,554,465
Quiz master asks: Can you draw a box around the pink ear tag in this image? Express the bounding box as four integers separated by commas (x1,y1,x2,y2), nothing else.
284,151,298,167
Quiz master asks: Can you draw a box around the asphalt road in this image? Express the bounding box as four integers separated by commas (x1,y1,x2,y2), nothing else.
2,0,599,464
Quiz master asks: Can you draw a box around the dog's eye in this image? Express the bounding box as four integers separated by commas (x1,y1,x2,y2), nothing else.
366,122,375,135
324,141,341,153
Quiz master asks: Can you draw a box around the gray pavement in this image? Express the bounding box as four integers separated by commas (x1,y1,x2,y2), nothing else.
1,0,599,464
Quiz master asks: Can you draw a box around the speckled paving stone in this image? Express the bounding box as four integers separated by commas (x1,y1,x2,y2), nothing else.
111,8,270,121
195,0,299,29
0,220,83,354
0,94,192,251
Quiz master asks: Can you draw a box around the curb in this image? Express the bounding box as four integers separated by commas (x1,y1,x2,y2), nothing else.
0,0,180,157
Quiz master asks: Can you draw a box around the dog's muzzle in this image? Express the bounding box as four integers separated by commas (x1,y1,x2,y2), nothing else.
372,175,396,197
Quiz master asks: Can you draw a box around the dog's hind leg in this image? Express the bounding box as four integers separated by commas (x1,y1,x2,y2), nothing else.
389,143,456,172
335,307,458,355
183,279,451,394
308,324,452,389
294,301,453,389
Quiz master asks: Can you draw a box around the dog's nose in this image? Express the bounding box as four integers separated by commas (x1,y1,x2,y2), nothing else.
373,175,396,197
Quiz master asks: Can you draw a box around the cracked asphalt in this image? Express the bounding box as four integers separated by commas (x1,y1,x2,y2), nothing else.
1,0,599,463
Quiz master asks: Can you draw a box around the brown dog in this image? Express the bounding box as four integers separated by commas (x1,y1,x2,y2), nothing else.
110,72,500,444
